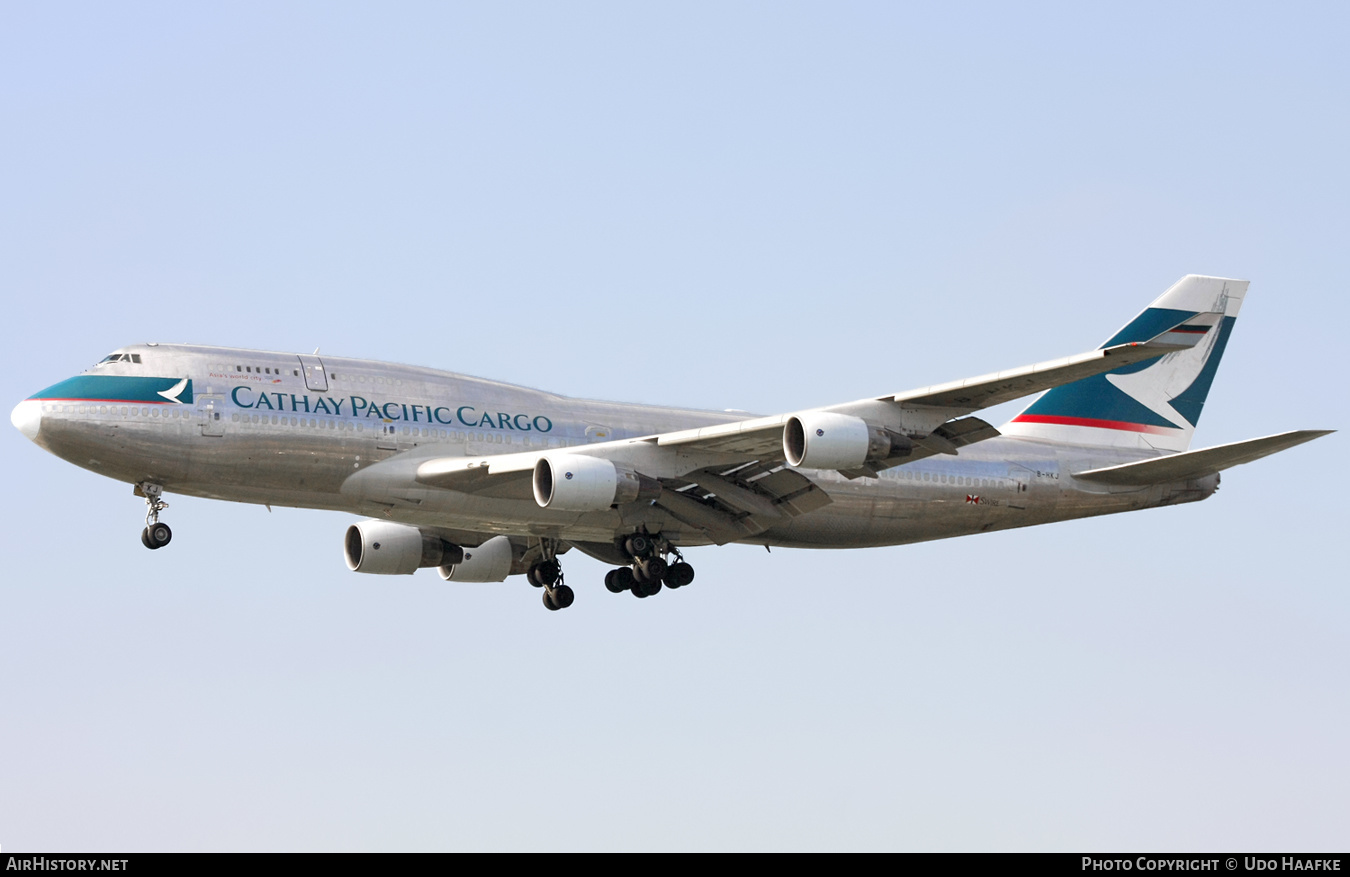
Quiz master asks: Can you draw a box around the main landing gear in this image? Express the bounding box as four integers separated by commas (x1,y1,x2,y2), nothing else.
526,539,574,612
603,533,695,600
136,482,172,550
526,532,696,611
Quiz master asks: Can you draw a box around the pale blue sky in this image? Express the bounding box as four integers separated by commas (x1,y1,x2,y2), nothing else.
2,2,1346,851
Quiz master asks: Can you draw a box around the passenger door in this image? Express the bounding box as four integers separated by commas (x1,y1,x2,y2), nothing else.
197,395,226,436
297,355,329,392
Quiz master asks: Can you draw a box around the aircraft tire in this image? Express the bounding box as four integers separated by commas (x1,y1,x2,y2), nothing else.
543,590,560,611
146,522,172,549
664,562,695,589
141,527,155,550
640,557,667,582
552,584,574,609
631,578,661,599
609,567,635,593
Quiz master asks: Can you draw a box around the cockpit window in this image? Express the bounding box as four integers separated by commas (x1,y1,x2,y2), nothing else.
94,353,143,366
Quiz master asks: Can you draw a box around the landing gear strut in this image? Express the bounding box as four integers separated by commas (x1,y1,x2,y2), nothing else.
528,538,574,612
136,482,172,550
604,532,695,600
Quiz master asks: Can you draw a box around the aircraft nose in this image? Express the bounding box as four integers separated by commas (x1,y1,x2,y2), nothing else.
11,399,42,441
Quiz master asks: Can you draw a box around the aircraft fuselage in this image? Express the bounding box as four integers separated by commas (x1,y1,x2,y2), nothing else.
17,342,1213,552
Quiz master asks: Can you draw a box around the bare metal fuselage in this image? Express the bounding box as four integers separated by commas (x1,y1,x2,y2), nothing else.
23,343,1214,551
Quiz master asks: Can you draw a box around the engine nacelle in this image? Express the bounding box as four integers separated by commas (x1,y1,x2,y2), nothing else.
437,535,515,582
784,412,912,470
532,453,661,511
343,520,464,575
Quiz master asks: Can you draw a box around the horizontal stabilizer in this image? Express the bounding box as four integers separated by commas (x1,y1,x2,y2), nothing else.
1073,430,1333,486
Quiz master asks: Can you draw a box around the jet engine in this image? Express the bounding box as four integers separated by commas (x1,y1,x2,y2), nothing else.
784,412,912,470
436,535,516,582
532,453,661,511
343,520,464,575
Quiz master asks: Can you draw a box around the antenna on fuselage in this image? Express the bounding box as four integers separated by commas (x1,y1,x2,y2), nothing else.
312,347,320,355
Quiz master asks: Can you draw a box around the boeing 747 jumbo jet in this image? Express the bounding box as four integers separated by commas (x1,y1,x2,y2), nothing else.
10,275,1331,611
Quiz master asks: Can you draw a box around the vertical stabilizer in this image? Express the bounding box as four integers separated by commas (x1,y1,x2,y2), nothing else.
1002,275,1246,452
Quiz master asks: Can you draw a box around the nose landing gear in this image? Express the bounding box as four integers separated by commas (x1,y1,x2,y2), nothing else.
135,482,172,550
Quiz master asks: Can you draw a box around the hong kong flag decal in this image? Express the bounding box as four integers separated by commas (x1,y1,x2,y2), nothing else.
966,495,981,504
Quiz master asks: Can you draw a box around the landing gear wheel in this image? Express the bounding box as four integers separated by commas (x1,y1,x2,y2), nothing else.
528,559,560,588
639,556,667,582
543,584,575,611
664,561,695,589
143,522,172,550
605,567,635,593
625,534,652,557
631,577,662,598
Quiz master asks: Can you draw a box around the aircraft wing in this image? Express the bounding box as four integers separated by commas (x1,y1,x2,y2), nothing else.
649,310,1220,460
409,309,1219,500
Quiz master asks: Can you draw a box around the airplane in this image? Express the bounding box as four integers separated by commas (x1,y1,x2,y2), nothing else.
9,275,1331,612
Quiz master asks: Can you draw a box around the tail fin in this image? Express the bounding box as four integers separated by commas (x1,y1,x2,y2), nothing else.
1002,275,1246,452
